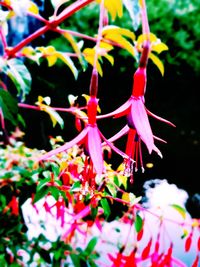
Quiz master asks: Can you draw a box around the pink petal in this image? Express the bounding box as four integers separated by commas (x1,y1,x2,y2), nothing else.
73,205,91,221
153,135,167,143
104,125,130,144
131,99,154,153
97,99,131,119
99,130,133,161
38,127,89,161
146,108,176,127
87,126,103,175
152,144,163,158
171,257,187,267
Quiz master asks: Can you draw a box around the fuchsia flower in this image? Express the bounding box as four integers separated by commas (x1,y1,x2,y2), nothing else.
38,96,129,175
98,66,175,173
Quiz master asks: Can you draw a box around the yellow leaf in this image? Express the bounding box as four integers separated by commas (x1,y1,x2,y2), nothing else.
21,46,35,56
103,54,114,65
60,161,68,171
104,33,135,56
137,33,157,46
102,26,135,41
82,94,90,104
118,174,127,188
28,1,39,14
102,26,135,56
96,0,123,20
83,48,103,76
37,46,56,54
47,55,57,67
122,192,130,202
55,52,78,79
45,46,56,54
68,94,78,106
152,42,168,54
35,96,64,128
99,41,114,51
82,94,101,113
149,53,165,76
62,32,85,67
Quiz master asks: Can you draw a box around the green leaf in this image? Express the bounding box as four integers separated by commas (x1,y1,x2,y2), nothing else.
84,237,98,256
37,177,51,191
134,213,143,233
90,206,98,220
170,204,187,219
49,186,60,200
106,183,117,197
70,254,81,267
100,198,111,218
0,89,18,125
6,58,32,101
70,181,81,192
56,52,78,79
33,185,50,203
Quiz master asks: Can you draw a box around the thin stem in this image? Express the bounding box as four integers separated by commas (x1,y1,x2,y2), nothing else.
89,0,105,97
53,0,94,26
6,25,49,58
55,28,97,42
0,2,13,10
5,0,94,58
140,0,150,37
0,26,8,53
139,0,151,67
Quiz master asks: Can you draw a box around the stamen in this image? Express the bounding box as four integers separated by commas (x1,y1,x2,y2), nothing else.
139,139,145,172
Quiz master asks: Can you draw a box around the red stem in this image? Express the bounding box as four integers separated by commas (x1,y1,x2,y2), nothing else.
5,0,94,58
53,0,94,26
0,27,7,53
139,0,151,68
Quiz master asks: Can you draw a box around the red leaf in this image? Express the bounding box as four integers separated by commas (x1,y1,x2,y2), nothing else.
141,238,152,259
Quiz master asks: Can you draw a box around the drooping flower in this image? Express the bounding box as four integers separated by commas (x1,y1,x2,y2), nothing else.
38,96,130,176
98,66,175,175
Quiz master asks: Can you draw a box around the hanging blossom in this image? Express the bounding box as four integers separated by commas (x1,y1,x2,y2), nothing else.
38,1,132,177
38,70,131,176
98,43,175,178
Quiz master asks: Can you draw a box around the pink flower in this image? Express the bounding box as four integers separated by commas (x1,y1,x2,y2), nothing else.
38,96,129,175
98,67,175,174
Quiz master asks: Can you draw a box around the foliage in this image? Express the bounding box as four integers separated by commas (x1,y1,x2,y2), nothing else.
0,0,199,266
0,136,199,266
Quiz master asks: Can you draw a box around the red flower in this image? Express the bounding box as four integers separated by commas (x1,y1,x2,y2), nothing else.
7,196,19,216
